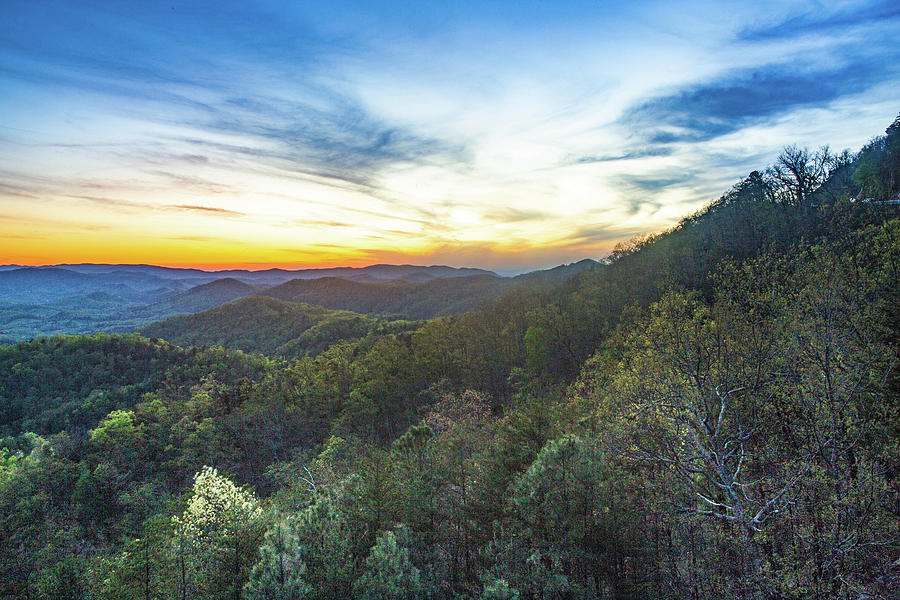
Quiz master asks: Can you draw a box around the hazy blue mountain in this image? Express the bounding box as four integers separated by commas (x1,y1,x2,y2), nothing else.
137,277,259,319
0,261,591,342
513,258,600,283
45,263,498,286
0,267,192,303
259,273,508,319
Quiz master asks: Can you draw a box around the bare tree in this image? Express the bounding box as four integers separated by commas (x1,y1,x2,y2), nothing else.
618,292,809,599
769,145,833,206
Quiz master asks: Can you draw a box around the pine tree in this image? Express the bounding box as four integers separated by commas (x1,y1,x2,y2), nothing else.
481,577,520,600
245,518,310,600
353,527,423,600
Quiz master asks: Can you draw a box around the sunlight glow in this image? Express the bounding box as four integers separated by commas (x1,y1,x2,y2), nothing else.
2,0,898,269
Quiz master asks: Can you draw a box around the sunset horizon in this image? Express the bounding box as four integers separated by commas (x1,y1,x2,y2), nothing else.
4,1,898,271
2,1,898,597
1,259,554,275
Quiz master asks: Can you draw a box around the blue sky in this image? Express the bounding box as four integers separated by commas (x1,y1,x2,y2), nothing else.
1,0,898,271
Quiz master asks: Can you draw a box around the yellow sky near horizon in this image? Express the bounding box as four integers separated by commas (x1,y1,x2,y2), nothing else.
1,148,667,271
1,214,637,272
3,0,899,272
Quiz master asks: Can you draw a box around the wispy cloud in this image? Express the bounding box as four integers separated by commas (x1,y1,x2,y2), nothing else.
570,147,674,164
611,172,695,193
68,195,149,211
169,235,245,243
149,171,233,194
621,56,899,144
739,1,900,41
483,207,554,223
1,0,899,269
0,181,41,199
292,219,355,228
182,93,470,191
169,205,245,217
3,233,44,239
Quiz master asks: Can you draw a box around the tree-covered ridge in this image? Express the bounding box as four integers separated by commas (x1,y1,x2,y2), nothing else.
0,115,898,599
136,277,259,320
0,334,268,438
139,296,420,359
258,274,510,319
0,265,501,343
257,261,600,321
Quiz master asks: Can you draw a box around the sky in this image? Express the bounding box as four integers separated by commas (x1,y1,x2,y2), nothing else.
1,0,898,272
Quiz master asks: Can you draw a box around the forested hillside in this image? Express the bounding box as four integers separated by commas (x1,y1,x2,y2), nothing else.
0,265,498,342
138,278,258,318
0,116,898,599
257,261,598,320
139,296,419,358
259,274,509,319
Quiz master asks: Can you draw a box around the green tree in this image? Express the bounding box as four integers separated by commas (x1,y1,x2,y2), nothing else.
245,517,311,600
172,466,265,600
293,494,358,600
353,527,424,600
90,515,171,600
853,114,900,200
501,434,628,600
481,576,520,600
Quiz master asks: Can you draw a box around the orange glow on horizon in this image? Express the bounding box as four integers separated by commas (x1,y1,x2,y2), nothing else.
1,223,627,272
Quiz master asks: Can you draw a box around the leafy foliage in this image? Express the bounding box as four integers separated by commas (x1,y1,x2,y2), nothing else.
354,527,423,600
245,518,311,600
139,296,417,359
0,115,898,599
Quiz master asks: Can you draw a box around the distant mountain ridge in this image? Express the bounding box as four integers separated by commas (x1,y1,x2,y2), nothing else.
132,259,602,355
260,273,507,319
23,263,498,285
512,258,599,282
135,278,259,320
0,260,598,343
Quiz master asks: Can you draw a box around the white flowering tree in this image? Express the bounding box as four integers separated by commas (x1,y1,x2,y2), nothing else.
173,466,266,600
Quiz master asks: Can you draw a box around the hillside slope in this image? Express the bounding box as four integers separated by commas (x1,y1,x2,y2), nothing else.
0,264,500,342
259,273,509,318
137,277,258,319
1,115,898,600
0,333,266,437
139,296,417,357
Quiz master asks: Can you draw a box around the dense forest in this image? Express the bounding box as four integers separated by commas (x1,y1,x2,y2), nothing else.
0,265,502,343
138,297,420,359
0,116,898,599
256,261,598,320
